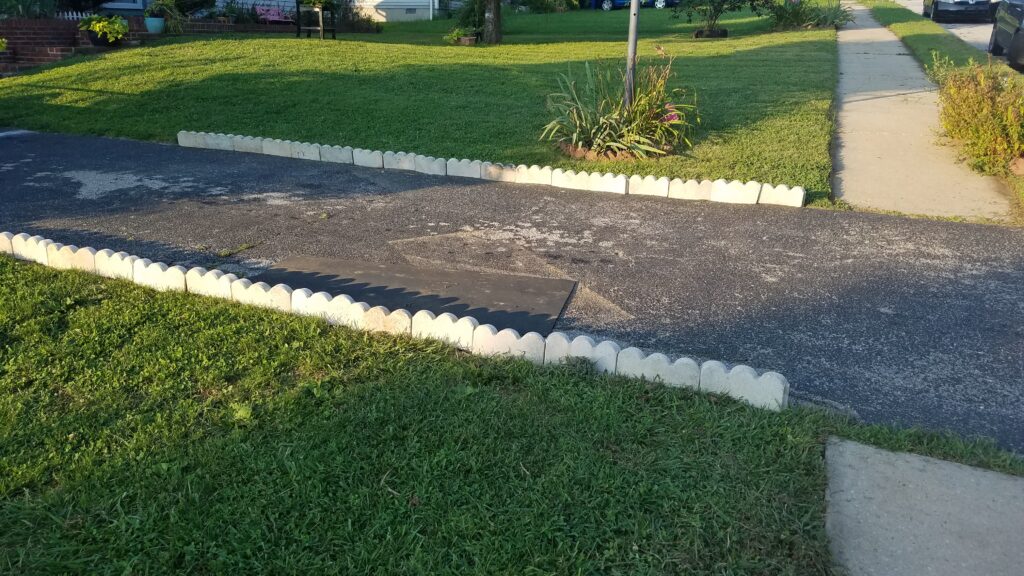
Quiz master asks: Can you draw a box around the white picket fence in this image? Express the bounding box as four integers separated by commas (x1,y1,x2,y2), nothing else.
56,11,92,21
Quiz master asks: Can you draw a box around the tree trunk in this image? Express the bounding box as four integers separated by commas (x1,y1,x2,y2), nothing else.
483,0,502,44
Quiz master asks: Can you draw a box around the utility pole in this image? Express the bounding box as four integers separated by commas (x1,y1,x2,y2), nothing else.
624,0,641,109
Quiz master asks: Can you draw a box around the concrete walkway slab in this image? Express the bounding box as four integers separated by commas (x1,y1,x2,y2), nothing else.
834,4,1011,220
826,438,1024,576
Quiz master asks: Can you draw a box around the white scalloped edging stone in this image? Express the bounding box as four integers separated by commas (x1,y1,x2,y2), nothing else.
2,229,794,412
230,279,292,312
710,179,761,205
471,325,546,364
415,155,446,176
46,244,96,272
12,234,51,265
481,162,517,182
353,148,384,169
174,131,807,208
516,164,552,186
321,145,353,164
629,175,670,197
292,142,321,161
411,310,478,349
669,178,712,201
186,267,237,299
361,306,413,335
133,259,187,292
95,249,137,280
383,151,416,171
446,158,482,179
231,135,263,154
589,172,628,195
262,138,293,158
759,184,806,208
551,169,590,191
699,361,789,411
203,132,233,151
616,347,699,389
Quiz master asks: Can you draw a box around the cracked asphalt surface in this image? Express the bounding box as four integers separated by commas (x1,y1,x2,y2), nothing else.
2,131,1022,451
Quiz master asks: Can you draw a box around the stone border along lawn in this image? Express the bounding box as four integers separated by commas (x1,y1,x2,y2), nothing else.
1,231,791,410
0,10,838,205
180,130,807,207
2,251,1023,573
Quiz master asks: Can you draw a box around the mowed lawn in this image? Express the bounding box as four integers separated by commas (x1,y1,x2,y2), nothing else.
2,256,1022,573
0,11,837,202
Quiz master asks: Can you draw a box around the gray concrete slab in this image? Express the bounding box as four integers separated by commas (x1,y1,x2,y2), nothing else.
834,4,1011,219
826,438,1024,576
1,131,1023,450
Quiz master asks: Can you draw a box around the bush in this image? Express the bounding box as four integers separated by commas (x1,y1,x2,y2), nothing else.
0,0,57,17
672,0,774,32
932,55,1024,174
55,0,107,11
175,0,215,16
78,14,128,42
770,0,852,30
540,57,699,159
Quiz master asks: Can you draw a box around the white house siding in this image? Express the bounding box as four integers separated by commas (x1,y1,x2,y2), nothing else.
355,0,435,21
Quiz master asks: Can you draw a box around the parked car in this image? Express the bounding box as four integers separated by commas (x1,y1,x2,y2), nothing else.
596,0,677,10
923,0,999,21
989,0,1024,69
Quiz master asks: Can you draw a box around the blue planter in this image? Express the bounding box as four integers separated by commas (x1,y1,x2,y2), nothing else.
144,17,166,34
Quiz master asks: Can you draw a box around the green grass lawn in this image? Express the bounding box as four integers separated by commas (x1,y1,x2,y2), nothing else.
861,0,991,68
0,10,837,203
2,255,1022,573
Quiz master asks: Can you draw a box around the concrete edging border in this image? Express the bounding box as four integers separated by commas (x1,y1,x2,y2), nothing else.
1,230,790,411
176,131,807,208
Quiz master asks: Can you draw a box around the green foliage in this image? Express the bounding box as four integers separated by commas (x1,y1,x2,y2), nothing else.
541,57,699,159
770,0,852,30
0,38,6,52
146,0,185,33
78,15,129,42
175,0,215,16
0,0,56,17
672,0,774,31
457,0,486,29
442,26,472,44
516,0,579,13
0,257,1019,572
932,55,1024,174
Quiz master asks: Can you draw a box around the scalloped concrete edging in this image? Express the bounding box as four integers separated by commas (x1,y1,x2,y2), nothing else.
176,131,807,208
1,230,790,411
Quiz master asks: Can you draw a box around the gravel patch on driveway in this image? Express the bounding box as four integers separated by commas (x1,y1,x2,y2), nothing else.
2,131,1023,450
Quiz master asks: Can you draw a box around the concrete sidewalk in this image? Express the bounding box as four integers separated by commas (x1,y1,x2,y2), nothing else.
827,438,1024,576
834,4,1011,220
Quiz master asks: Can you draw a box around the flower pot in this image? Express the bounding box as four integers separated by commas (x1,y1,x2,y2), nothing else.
144,17,166,34
457,36,477,46
693,28,728,39
86,30,122,47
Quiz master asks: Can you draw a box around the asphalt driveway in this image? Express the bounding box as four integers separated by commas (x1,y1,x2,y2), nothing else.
2,131,1022,450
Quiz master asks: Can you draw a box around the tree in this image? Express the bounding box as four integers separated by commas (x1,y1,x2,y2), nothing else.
672,0,773,33
483,0,502,44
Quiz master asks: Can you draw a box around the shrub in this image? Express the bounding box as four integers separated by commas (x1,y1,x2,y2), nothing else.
55,0,107,11
540,57,699,159
443,26,471,44
145,0,185,32
0,0,57,17
175,0,215,16
0,38,6,51
769,0,852,30
672,0,774,32
78,14,129,42
932,55,1024,174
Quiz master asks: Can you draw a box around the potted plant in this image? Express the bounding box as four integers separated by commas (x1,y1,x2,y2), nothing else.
144,0,185,34
78,15,130,47
443,26,477,46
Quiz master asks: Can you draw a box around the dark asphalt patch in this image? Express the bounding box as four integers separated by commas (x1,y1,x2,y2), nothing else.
2,130,1023,451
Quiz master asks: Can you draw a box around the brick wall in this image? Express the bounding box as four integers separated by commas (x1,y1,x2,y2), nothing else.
0,19,80,50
